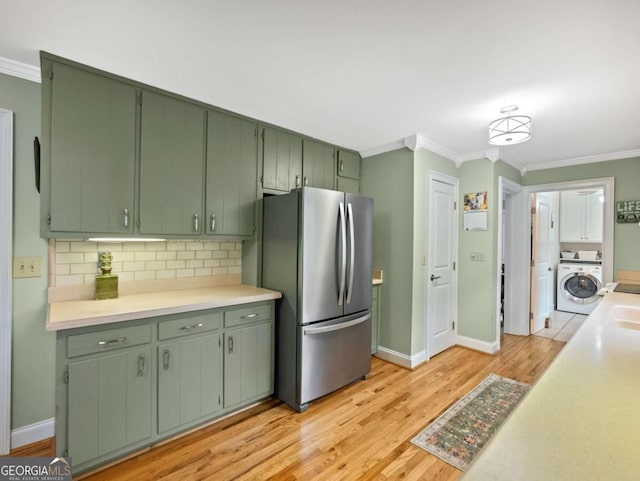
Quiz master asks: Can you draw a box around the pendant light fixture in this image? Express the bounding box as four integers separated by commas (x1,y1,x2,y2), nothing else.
488,105,531,146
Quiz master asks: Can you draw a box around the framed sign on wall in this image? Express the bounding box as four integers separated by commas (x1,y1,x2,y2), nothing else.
616,200,640,223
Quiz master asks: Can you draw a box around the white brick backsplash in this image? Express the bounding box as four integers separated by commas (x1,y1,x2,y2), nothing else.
186,259,203,269
69,241,95,252
56,253,86,264
166,242,186,251
54,239,241,286
135,251,156,261
55,242,70,253
176,268,195,278
166,260,186,269
135,271,156,281
123,261,146,272
144,260,166,270
186,242,203,251
195,267,212,277
157,270,177,279
156,251,177,261
70,263,99,275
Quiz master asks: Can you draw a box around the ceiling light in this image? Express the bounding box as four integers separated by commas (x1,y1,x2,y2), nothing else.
488,105,532,146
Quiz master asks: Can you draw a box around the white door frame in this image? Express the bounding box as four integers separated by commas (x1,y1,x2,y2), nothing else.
0,108,13,455
510,177,615,336
497,177,529,338
425,170,459,359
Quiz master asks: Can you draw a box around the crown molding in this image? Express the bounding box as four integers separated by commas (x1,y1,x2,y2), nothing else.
0,56,40,83
525,149,640,173
359,140,406,158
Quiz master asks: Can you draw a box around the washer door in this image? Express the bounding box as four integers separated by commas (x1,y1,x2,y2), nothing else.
561,272,602,304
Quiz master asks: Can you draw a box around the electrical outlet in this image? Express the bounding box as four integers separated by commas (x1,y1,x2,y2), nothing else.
12,256,42,278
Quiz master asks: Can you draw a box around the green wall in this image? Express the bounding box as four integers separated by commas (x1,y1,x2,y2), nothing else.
522,157,640,275
0,72,55,430
360,148,414,355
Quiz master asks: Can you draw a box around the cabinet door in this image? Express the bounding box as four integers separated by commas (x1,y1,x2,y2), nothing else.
49,62,136,233
206,111,258,236
67,347,152,465
337,150,360,180
158,333,222,433
337,177,360,194
584,192,603,242
224,322,273,409
302,140,335,190
140,92,205,235
559,191,584,242
262,127,303,192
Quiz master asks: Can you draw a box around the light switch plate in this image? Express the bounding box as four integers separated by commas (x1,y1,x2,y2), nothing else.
470,252,485,262
13,256,42,278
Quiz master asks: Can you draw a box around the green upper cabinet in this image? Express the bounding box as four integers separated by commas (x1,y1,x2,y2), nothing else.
262,127,303,192
337,150,360,180
302,140,335,190
139,91,205,235
206,111,258,236
46,61,136,234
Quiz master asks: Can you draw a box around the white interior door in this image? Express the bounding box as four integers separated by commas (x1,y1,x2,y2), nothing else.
427,174,457,357
0,108,13,455
530,193,553,333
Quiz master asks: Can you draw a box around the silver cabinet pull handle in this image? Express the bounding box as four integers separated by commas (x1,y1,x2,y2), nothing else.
304,176,309,186
137,354,145,377
97,337,127,346
180,322,204,331
346,202,355,304
338,202,347,306
193,213,199,232
210,214,216,232
240,313,258,320
295,174,300,187
340,159,344,171
123,208,129,228
228,336,234,354
163,349,170,371
430,275,441,281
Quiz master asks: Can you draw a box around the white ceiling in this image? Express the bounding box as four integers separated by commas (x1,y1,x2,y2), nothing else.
1,0,639,171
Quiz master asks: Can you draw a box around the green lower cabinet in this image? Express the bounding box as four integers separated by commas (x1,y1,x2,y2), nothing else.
157,333,222,433
371,286,380,354
67,347,152,466
224,321,273,409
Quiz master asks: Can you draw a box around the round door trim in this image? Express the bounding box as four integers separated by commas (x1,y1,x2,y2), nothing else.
560,272,602,304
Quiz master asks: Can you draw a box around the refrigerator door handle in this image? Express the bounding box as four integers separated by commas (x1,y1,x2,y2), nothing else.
346,202,355,304
303,313,371,335
338,202,347,306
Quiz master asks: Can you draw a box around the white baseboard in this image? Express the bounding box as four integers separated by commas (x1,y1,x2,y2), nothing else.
455,335,499,354
375,346,426,369
11,418,55,449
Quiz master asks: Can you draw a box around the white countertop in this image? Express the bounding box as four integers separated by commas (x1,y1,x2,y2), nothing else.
462,291,640,481
47,284,282,331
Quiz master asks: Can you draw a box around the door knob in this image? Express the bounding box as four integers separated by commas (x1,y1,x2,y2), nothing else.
430,275,441,281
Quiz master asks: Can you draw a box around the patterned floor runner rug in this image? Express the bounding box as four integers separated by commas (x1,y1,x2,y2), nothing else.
411,373,530,471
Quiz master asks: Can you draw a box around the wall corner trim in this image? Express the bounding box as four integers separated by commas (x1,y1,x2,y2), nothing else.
455,335,499,355
11,418,55,449
375,346,426,369
0,56,41,84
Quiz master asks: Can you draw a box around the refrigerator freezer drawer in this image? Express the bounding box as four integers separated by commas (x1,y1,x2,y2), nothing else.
298,312,371,407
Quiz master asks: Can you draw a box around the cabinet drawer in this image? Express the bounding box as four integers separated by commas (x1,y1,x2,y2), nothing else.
67,325,152,358
158,312,222,341
224,303,272,328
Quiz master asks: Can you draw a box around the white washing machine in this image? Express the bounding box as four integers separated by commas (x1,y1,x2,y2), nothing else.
557,263,602,315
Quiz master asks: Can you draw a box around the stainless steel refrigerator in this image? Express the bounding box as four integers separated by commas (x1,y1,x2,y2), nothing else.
262,187,373,412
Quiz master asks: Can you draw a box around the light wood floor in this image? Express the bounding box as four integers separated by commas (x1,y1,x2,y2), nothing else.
81,334,565,481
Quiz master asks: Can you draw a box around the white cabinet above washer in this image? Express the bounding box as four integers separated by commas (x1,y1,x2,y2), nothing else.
560,190,603,243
